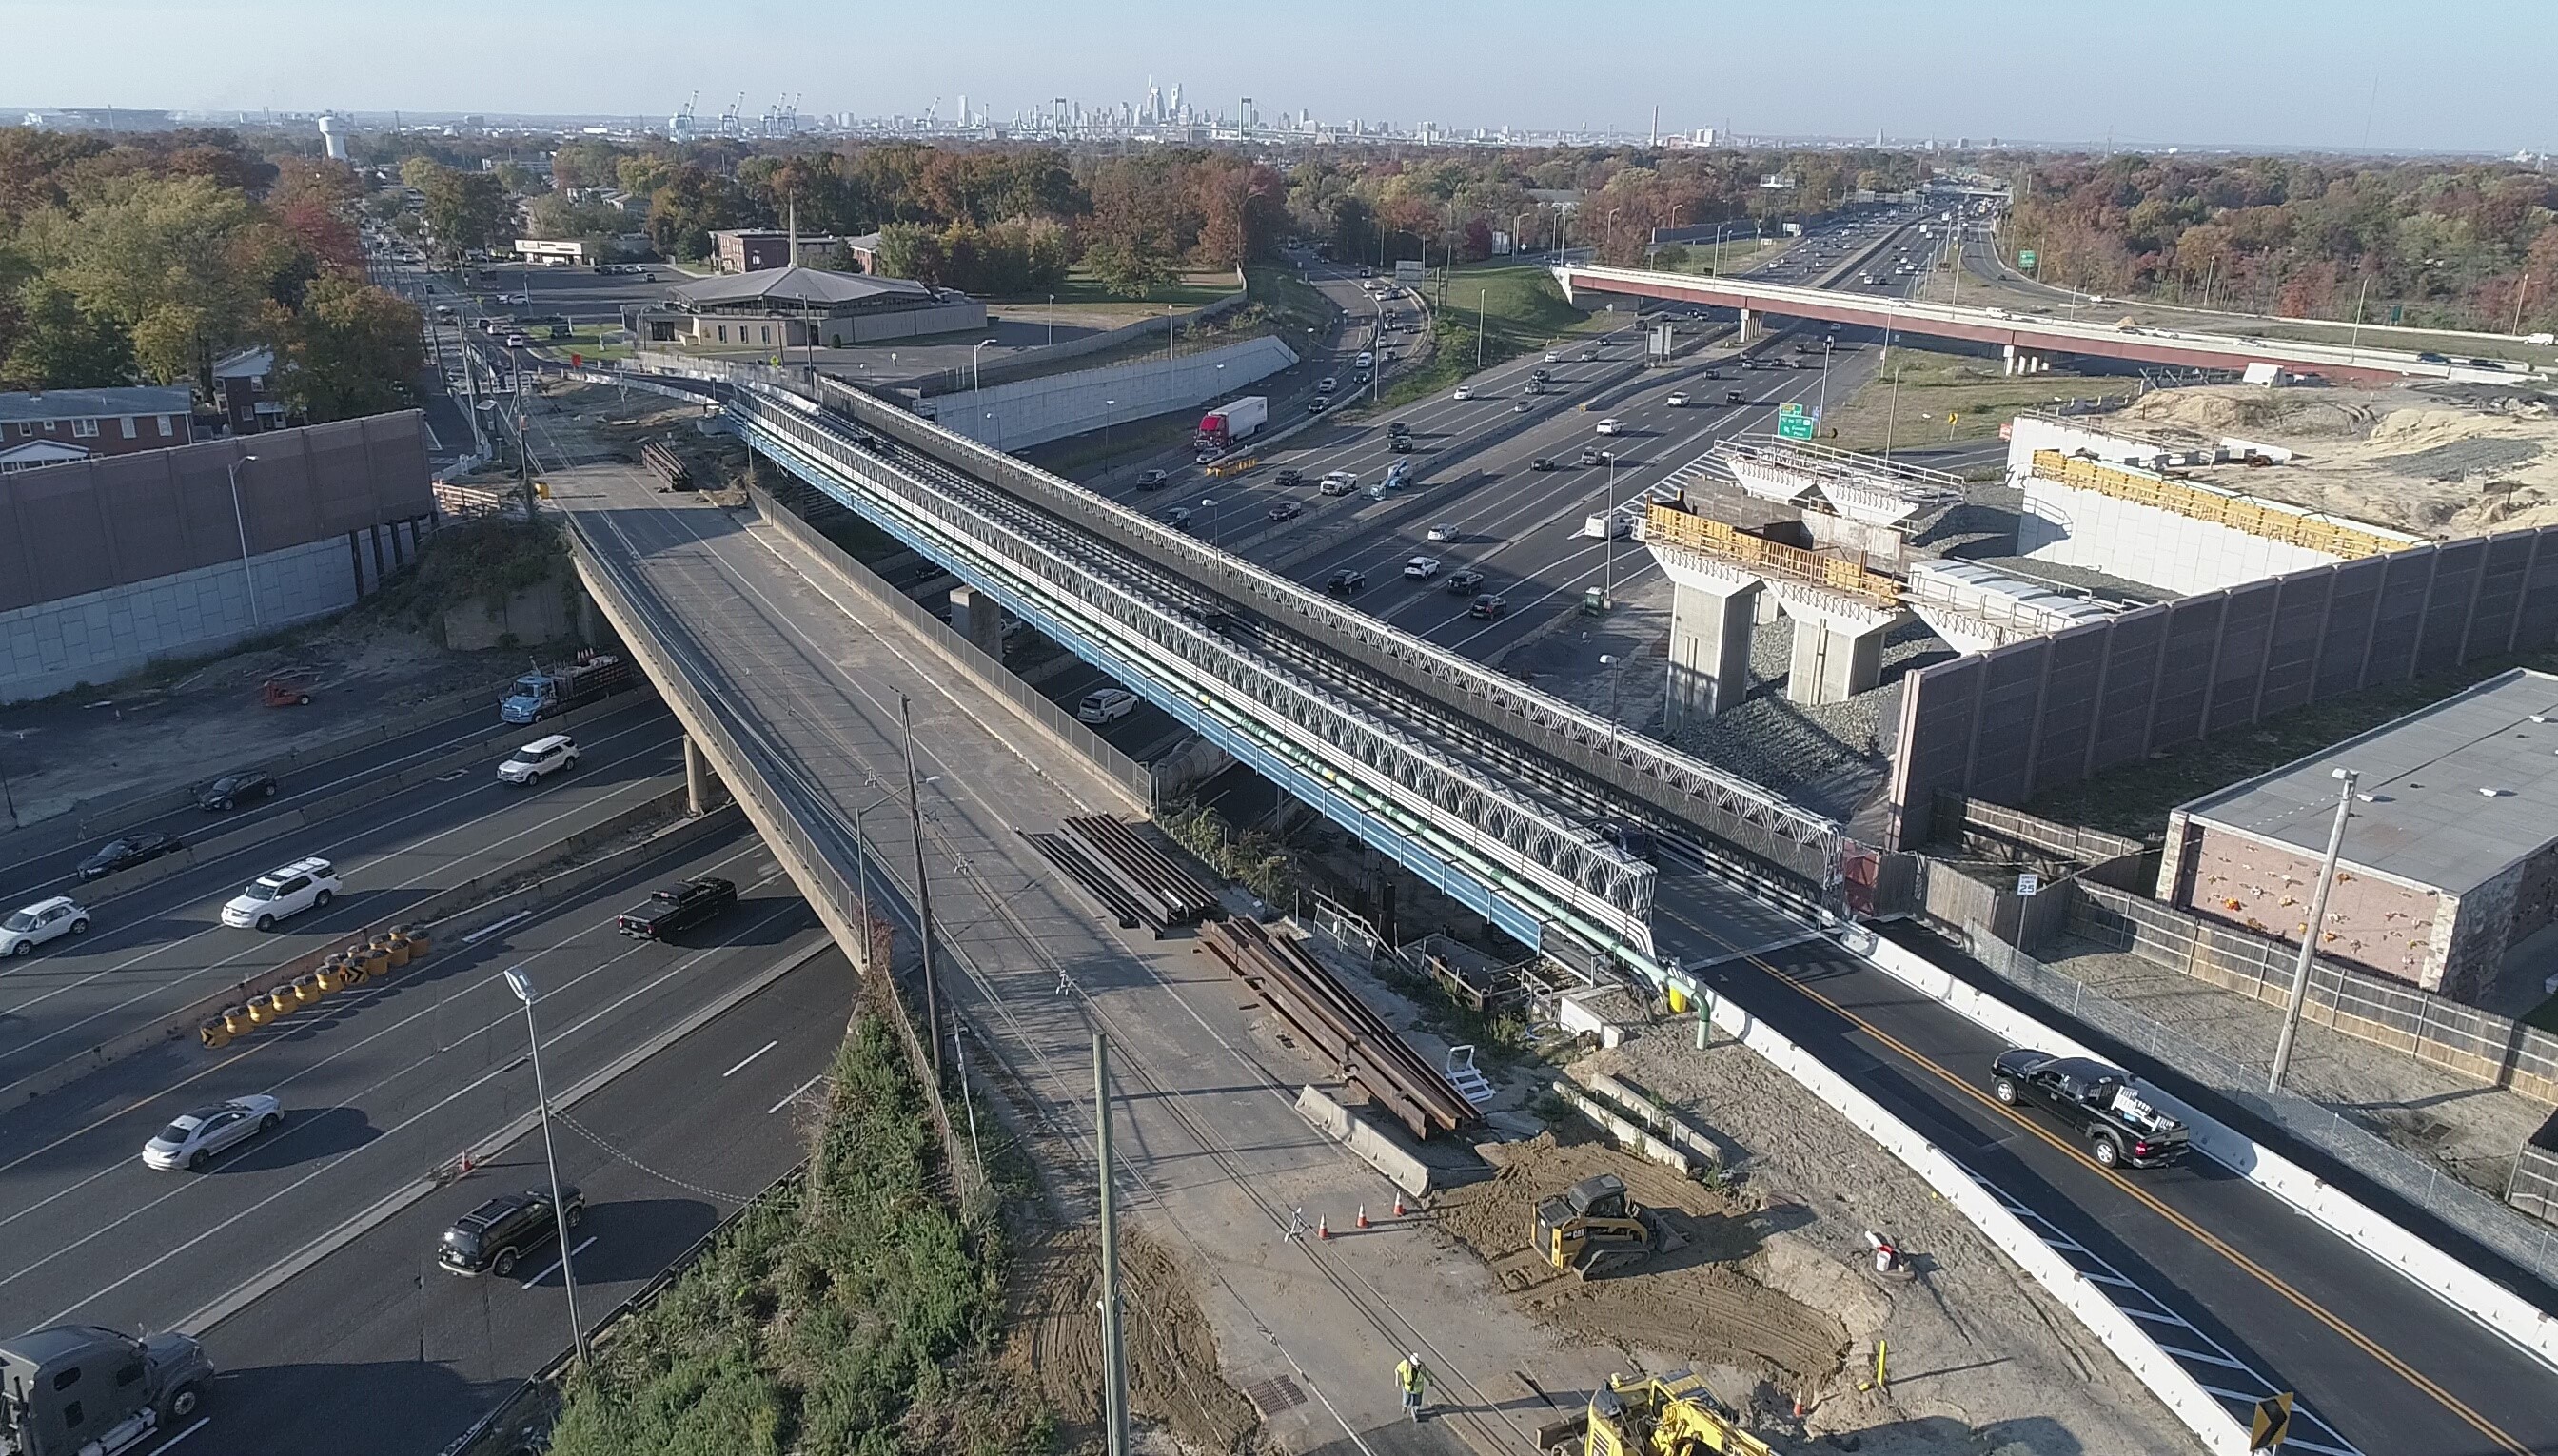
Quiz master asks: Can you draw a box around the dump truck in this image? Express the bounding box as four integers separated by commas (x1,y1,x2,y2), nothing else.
1194,396,1269,454
499,653,632,725
0,1325,214,1456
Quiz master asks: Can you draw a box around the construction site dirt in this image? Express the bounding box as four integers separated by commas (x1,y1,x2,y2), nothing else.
1010,1224,1263,1455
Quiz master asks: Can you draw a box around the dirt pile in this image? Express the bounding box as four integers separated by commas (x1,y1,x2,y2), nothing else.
1431,1133,1849,1391
1008,1224,1260,1455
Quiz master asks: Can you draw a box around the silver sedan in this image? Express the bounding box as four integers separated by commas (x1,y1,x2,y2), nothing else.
143,1094,285,1171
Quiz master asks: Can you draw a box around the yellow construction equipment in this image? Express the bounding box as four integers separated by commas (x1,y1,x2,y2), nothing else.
1539,1371,1776,1456
1533,1173,1660,1279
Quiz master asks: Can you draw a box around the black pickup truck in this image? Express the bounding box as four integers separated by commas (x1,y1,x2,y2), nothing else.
616,877,738,940
1988,1048,2190,1169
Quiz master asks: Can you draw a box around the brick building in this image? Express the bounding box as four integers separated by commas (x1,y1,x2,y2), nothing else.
0,386,195,472
710,229,847,274
2159,668,2558,1001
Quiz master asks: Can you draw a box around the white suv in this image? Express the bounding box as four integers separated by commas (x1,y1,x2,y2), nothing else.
498,734,579,786
222,857,343,931
0,896,89,956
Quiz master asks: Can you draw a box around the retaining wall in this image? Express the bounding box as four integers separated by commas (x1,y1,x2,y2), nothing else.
1888,522,2558,847
935,335,1302,453
951,283,1254,394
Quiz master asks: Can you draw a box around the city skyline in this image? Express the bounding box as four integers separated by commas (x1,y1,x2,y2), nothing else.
7,0,2551,156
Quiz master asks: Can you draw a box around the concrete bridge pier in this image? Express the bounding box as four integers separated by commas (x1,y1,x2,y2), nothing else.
1777,593,1905,706
2003,344,2054,376
949,584,1003,660
1665,575,1765,726
683,733,724,815
1737,307,1756,344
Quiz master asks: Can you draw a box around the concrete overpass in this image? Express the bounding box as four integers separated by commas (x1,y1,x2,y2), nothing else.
1553,263,2542,387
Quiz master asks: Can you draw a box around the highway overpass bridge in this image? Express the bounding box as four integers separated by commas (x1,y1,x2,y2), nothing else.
1554,263,2542,388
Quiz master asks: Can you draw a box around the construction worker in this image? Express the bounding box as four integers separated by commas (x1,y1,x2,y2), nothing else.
1395,1352,1429,1423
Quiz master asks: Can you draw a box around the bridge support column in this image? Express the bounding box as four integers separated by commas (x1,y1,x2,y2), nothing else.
683,733,723,816
1786,615,1892,706
2003,343,2018,377
949,584,1004,661
1665,577,1763,727
1736,307,1755,344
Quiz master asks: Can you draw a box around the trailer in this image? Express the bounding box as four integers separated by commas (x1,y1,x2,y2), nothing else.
1194,396,1269,455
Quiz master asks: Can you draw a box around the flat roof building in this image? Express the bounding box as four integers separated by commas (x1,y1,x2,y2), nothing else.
710,229,846,275
2159,668,2558,1000
628,266,985,353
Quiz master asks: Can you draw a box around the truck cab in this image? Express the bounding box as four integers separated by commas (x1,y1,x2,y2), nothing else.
499,654,629,725
0,1325,213,1456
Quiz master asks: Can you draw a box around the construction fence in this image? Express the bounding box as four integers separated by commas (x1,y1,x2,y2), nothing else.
1888,521,2558,847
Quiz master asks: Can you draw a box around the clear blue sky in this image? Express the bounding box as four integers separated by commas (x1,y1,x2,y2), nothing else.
10,0,2549,154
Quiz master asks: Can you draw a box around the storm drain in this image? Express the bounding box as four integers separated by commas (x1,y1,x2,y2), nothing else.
1243,1375,1306,1417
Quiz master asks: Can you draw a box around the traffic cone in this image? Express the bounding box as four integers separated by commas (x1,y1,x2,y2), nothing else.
457,1150,474,1178
1392,1192,1407,1218
1357,1204,1370,1230
1317,1214,1330,1241
1793,1390,1807,1418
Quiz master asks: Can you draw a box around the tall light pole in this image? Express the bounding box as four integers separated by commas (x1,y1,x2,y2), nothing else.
226,454,262,627
1201,495,1224,547
1477,288,1487,369
972,338,995,396
502,967,586,1367
900,694,944,1081
1602,449,1620,606
1818,339,1834,427
2269,767,2357,1094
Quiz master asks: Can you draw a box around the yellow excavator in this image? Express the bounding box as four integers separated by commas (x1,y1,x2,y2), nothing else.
1533,1173,1661,1279
1538,1371,1777,1456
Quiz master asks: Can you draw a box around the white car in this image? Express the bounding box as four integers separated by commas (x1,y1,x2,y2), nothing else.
142,1094,284,1171
1403,556,1442,580
1665,392,1689,407
498,734,579,786
1076,688,1138,725
1451,386,1473,401
0,896,89,956
1427,522,1459,542
1544,350,1561,364
1595,418,1623,435
222,857,342,931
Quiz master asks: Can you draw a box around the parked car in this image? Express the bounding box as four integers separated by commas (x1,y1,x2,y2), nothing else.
1077,687,1139,724
221,856,342,930
1446,568,1486,594
1403,556,1441,580
1988,1049,2190,1169
141,1094,284,1171
1325,569,1367,595
1468,593,1510,620
1268,501,1304,522
0,895,89,956
497,734,580,786
196,767,277,814
77,831,184,882
1135,468,1169,489
617,877,738,940
439,1186,584,1277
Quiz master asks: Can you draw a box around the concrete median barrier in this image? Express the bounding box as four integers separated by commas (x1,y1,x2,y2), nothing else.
1294,1083,1432,1197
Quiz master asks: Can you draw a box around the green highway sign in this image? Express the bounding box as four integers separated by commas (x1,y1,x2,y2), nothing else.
2018,248,2037,272
1777,402,1815,440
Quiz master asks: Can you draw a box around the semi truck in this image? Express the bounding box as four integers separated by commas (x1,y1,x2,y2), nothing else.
1,1325,214,1456
1193,397,1269,456
499,653,633,725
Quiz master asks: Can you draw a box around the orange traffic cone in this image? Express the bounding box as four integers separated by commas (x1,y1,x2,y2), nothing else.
1392,1192,1408,1218
1357,1204,1370,1229
1317,1214,1330,1241
1792,1390,1808,1419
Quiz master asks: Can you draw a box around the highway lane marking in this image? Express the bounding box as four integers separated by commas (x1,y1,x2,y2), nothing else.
1663,905,2532,1456
520,1234,597,1289
0,843,790,1244
722,1039,779,1078
143,1416,208,1453
0,720,687,1076
462,909,537,944
22,894,815,1328
766,1074,826,1114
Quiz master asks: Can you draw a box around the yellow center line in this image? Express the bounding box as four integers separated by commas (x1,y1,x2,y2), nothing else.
1665,907,2531,1456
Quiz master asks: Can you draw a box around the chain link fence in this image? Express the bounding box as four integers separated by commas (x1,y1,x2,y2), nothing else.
1960,932,2558,1281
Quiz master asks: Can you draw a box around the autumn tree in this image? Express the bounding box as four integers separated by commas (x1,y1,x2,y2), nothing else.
277,276,422,422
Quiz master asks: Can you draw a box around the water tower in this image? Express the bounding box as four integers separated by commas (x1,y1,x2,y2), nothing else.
318,114,346,161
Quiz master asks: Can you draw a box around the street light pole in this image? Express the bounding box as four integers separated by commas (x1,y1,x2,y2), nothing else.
226,454,262,627
1602,449,1620,605
1477,288,1486,369
899,694,944,1082
972,338,995,396
2270,767,2358,1094
502,968,586,1367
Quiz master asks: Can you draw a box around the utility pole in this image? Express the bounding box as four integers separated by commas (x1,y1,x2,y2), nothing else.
1095,1035,1131,1456
901,694,944,1081
2270,768,2357,1094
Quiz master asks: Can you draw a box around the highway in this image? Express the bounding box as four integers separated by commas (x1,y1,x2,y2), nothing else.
0,817,825,1452
0,698,681,1105
178,936,847,1456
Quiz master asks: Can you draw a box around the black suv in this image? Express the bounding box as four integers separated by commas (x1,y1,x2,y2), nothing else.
1988,1050,2190,1169
617,877,738,940
1324,569,1366,595
197,770,278,811
78,832,184,881
439,1186,584,1277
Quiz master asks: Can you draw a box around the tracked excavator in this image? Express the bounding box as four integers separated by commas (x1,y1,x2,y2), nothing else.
1533,1173,1663,1279
1537,1371,1777,1456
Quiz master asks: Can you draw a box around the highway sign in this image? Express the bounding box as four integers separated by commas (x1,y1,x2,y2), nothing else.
2249,1391,2294,1450
1777,402,1815,440
2018,248,2037,272
2015,872,2040,897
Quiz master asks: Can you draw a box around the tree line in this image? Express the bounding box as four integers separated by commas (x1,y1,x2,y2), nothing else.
0,127,421,423
2003,153,2558,332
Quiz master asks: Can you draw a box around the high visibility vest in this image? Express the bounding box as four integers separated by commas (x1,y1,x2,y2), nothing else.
1397,1360,1427,1395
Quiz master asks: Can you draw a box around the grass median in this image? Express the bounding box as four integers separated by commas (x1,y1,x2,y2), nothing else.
1819,344,2114,453
1382,264,1593,407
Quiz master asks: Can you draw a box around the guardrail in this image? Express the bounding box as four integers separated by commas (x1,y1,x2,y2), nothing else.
1859,928,2558,1371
